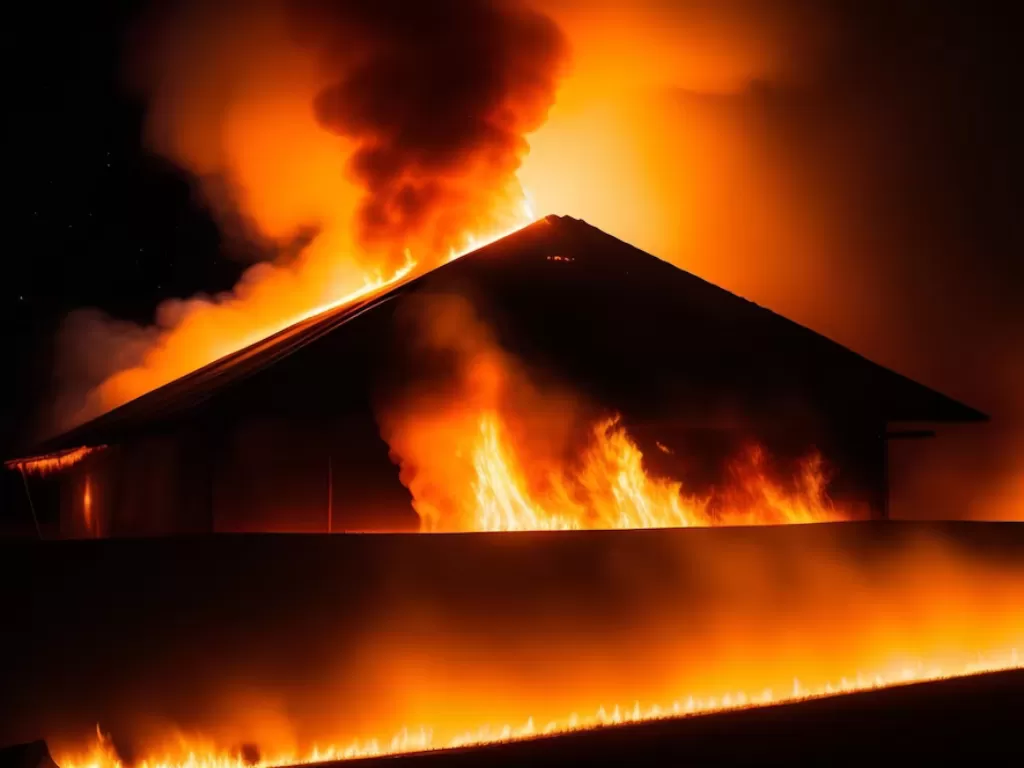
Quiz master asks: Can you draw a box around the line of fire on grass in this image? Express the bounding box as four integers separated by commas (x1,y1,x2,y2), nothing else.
60,646,1022,768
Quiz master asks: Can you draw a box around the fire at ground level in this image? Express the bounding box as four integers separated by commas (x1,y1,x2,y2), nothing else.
4,669,1024,768
293,668,1024,766
1,522,1021,766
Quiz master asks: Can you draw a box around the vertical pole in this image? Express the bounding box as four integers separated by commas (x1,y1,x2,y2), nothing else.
327,455,333,534
880,427,890,521
19,468,42,540
206,422,217,534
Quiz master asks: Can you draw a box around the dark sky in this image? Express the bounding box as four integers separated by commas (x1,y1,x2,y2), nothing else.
3,1,1023,520
4,2,251,453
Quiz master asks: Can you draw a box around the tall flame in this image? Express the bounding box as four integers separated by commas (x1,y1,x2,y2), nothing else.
464,412,844,533
378,293,858,532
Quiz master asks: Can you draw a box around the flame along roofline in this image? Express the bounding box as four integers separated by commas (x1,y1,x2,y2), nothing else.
5,445,106,475
9,215,987,463
11,219,552,461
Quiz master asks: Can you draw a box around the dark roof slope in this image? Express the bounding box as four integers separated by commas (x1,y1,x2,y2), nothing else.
18,215,985,457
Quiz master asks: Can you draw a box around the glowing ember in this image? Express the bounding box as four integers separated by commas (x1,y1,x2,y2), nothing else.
5,445,105,476
57,647,1022,768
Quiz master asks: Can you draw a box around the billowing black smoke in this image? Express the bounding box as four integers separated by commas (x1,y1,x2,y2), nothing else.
291,0,567,257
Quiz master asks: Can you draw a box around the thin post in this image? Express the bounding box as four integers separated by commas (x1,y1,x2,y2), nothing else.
880,429,890,521
19,468,42,540
327,455,333,533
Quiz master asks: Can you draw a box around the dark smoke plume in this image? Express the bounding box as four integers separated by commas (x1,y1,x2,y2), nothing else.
47,0,566,432
292,0,567,257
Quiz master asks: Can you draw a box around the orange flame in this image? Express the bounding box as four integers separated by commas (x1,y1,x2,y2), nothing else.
65,212,538,429
56,0,552,431
457,412,846,532
378,294,857,532
57,647,1022,768
5,445,105,476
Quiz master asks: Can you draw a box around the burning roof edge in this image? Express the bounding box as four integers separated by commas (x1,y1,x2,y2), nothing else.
5,445,107,476
7,214,987,464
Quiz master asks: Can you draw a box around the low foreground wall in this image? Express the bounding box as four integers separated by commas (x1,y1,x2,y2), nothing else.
2,522,1022,760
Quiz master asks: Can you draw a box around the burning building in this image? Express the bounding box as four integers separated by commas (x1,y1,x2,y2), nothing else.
6,215,984,537
5,1,1023,763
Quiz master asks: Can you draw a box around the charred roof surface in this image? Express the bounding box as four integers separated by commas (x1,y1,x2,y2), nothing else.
20,215,985,458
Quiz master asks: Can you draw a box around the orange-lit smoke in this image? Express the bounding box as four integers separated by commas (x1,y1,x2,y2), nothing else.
377,294,856,532
519,1,853,331
54,0,564,431
49,0,1023,521
516,1,1024,521
48,528,1024,767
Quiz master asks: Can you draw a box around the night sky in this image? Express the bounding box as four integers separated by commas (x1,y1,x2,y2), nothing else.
5,2,252,455
4,1,1023,520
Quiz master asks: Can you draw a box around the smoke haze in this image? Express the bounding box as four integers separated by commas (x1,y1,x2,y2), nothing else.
520,0,1024,520
53,0,565,431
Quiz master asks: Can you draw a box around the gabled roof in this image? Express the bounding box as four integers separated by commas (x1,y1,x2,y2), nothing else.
17,215,985,459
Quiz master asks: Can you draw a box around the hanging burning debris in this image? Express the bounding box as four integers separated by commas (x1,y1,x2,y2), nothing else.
5,446,105,477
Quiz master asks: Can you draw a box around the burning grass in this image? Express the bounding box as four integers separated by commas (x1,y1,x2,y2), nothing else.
31,524,1023,768
57,648,1022,768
